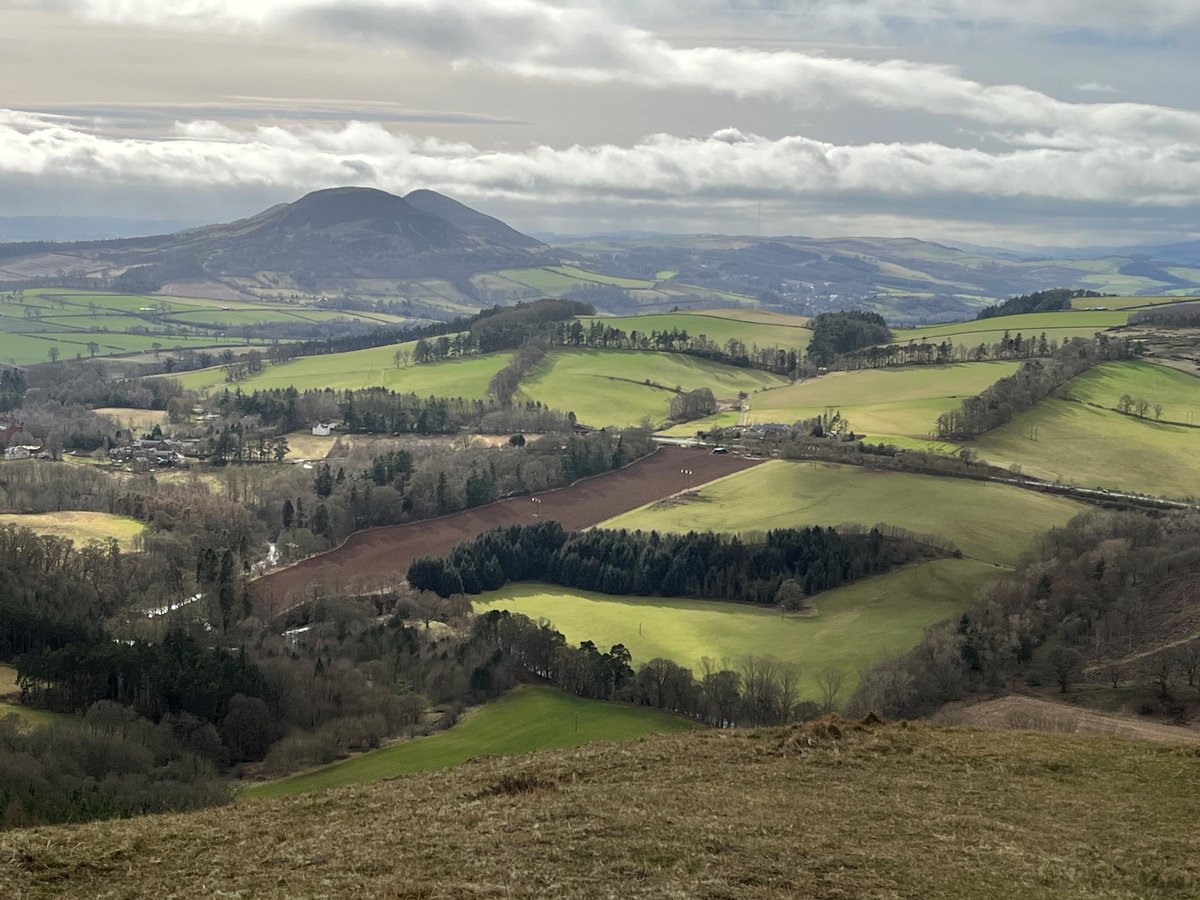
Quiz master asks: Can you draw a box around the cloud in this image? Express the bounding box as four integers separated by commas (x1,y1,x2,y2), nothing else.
21,0,1200,150
4,109,1200,221
1073,82,1119,95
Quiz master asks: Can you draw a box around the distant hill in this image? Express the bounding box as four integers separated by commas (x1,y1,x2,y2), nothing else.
0,187,549,293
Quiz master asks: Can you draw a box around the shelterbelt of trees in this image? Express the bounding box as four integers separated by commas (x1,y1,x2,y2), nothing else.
935,335,1133,439
408,522,944,605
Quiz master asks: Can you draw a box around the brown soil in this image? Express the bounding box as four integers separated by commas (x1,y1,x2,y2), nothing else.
254,446,761,610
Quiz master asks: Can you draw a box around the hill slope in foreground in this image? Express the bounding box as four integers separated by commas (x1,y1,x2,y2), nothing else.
4,722,1198,899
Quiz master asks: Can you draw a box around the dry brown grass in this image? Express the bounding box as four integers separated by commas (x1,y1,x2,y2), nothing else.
2,721,1199,898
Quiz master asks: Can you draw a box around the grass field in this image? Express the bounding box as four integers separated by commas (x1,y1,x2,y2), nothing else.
0,511,144,549
174,341,512,396
750,361,1021,445
247,686,696,799
581,311,811,352
601,460,1084,565
517,348,789,427
890,310,1131,348
93,407,169,431
969,397,1200,498
1070,294,1198,310
475,558,998,691
0,663,62,728
1063,360,1200,423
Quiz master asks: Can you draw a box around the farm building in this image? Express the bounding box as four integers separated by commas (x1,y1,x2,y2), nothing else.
311,422,336,436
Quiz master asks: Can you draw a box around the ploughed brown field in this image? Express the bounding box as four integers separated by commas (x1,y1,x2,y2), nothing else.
255,446,760,609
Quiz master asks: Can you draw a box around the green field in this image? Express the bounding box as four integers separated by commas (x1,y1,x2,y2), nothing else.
174,341,512,396
581,311,811,352
247,686,695,799
517,348,789,427
475,559,998,691
756,362,1020,445
1070,294,1197,310
0,663,62,728
961,360,1200,497
890,310,1131,348
0,289,410,365
0,511,144,549
601,460,1084,565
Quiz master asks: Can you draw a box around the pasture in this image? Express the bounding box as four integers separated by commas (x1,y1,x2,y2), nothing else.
890,309,1131,348
93,407,169,431
0,511,145,549
600,460,1084,565
743,361,1020,445
1063,359,1200,423
517,348,789,427
474,558,998,691
968,396,1200,498
246,685,695,799
0,663,62,729
174,341,512,396
0,513,144,549
580,311,811,352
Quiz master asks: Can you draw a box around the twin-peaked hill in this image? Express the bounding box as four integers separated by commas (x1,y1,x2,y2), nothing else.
0,187,551,292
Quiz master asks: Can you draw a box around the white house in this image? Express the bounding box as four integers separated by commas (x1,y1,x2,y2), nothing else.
311,423,334,436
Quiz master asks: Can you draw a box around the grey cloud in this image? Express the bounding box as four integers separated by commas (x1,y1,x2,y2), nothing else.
3,110,1200,238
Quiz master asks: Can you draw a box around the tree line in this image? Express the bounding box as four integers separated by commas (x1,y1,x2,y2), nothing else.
849,510,1200,720
976,288,1106,320
408,522,937,605
934,335,1133,439
469,610,842,727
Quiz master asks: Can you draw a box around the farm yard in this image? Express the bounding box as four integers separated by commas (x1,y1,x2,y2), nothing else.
601,460,1085,566
253,446,761,605
473,558,998,691
246,686,695,799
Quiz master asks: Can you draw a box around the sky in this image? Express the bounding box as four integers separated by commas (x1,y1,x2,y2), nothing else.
3,0,1200,246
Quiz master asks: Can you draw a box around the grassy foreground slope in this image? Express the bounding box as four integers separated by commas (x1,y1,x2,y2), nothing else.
6,724,1197,898
474,559,997,684
248,686,695,799
602,460,1083,565
517,348,789,427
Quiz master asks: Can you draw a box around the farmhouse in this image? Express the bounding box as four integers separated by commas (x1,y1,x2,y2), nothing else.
109,438,187,468
311,422,335,436
4,444,41,460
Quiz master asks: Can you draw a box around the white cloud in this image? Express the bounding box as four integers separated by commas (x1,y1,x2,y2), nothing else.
20,0,1200,151
5,110,1200,213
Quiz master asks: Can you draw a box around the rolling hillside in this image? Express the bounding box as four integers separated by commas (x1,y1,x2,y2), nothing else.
3,723,1196,898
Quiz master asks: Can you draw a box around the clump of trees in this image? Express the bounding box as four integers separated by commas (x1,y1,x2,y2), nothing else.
806,312,892,366
935,335,1132,439
668,387,717,423
409,523,938,604
976,288,1105,320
